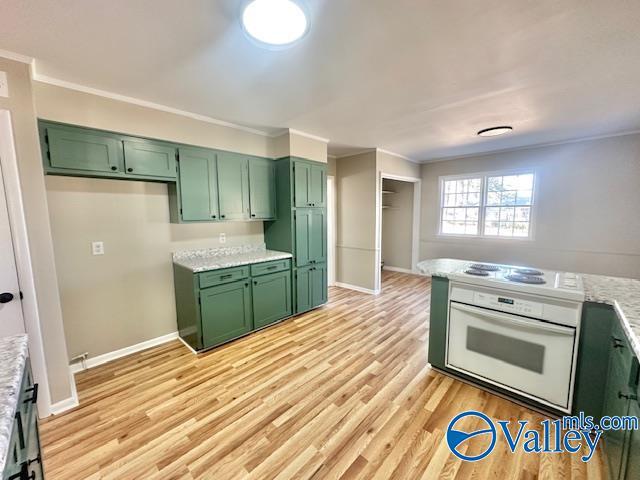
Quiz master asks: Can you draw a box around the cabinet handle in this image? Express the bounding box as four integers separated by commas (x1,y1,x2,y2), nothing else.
267,265,278,270
220,215,226,219
23,383,38,405
244,282,249,287
251,214,256,218
14,412,25,449
254,281,258,285
612,336,625,349
619,391,638,400
211,215,217,219
220,274,233,280
110,166,118,171
127,167,133,172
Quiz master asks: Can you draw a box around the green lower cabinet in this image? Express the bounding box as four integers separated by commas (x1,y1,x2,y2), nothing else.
623,399,640,479
200,279,253,348
252,270,292,329
295,263,327,314
427,276,449,370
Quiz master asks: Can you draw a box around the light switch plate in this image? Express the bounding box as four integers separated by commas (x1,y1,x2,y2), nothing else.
0,72,8,98
219,233,226,244
91,241,104,255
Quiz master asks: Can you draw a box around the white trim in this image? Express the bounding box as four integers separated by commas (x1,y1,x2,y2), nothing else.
0,111,53,417
383,266,416,274
327,175,337,286
335,148,376,159
334,282,380,295
376,173,422,292
177,335,198,354
0,49,34,65
32,73,273,137
70,331,179,374
421,128,640,164
376,148,419,164
286,128,330,144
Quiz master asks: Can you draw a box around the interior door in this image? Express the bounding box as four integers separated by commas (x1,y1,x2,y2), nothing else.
217,152,250,220
0,155,24,337
178,147,219,221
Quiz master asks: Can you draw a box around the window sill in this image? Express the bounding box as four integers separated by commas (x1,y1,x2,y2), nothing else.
435,233,535,243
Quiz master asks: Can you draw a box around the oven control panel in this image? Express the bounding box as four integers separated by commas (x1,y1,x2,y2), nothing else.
449,282,582,327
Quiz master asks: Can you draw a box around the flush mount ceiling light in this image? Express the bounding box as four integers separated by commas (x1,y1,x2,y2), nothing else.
241,0,309,48
477,126,513,137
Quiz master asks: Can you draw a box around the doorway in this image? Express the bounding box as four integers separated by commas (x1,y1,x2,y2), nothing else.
376,173,421,292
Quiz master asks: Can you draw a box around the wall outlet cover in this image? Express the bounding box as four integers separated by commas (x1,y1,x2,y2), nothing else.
0,72,8,98
219,233,226,244
91,241,105,255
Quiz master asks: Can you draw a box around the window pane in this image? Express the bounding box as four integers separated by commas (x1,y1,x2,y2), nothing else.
499,222,514,236
500,207,514,222
515,207,530,222
440,176,482,235
502,191,516,206
515,190,532,206
484,221,499,236
466,208,479,221
513,222,530,237
483,172,534,238
485,207,500,221
445,180,456,194
487,192,501,206
467,192,480,206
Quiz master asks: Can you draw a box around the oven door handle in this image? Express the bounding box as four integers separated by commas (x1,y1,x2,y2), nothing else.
451,302,574,336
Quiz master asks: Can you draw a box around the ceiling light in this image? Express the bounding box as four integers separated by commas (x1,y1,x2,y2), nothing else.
242,0,309,48
477,126,513,137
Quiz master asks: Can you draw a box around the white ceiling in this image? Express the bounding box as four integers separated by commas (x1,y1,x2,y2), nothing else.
1,0,640,161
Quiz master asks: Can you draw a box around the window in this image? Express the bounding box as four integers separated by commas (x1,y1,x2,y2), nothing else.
439,171,535,238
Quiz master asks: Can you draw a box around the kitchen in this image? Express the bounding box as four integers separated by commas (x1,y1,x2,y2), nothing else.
0,1,639,479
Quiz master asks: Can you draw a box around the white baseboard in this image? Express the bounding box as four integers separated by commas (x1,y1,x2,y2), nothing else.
334,282,380,295
383,266,416,274
70,331,179,374
177,335,198,354
48,368,79,416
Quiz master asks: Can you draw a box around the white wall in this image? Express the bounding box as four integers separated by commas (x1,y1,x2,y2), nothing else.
420,134,640,277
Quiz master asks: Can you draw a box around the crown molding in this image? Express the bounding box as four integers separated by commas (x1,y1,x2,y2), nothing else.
31,72,273,137
376,148,418,164
0,48,34,65
271,128,330,144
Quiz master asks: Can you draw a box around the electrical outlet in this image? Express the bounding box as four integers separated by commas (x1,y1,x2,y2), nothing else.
91,241,104,255
219,233,226,244
0,72,8,98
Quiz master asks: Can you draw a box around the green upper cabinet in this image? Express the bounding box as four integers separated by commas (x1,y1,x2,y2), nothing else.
294,208,326,267
123,140,177,180
293,160,326,208
200,279,253,348
217,152,250,220
43,124,123,175
176,147,219,222
248,157,276,220
252,270,292,329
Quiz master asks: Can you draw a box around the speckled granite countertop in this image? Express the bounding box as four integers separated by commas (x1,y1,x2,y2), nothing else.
417,258,640,358
0,334,28,473
173,243,292,273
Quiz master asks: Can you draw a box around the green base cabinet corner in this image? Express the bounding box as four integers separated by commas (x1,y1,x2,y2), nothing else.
252,270,292,329
295,263,327,314
174,259,293,352
427,276,449,370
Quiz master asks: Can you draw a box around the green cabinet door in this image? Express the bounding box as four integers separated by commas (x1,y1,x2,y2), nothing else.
123,140,177,179
248,157,276,219
294,209,312,267
200,279,252,348
310,264,327,308
624,400,640,480
252,270,292,329
217,152,250,220
603,326,635,480
45,125,123,174
294,162,311,207
178,147,219,221
309,164,326,207
295,267,312,314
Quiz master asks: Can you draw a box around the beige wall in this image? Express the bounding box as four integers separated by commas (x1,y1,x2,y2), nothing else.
0,59,72,404
34,82,272,361
45,176,262,359
327,156,336,176
377,150,420,179
420,134,640,277
336,151,378,290
382,179,414,270
270,130,328,163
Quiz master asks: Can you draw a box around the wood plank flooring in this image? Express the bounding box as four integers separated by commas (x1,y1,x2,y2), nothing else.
41,271,606,479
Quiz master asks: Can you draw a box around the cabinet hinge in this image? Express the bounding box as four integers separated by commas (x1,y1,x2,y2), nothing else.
46,151,51,160
44,134,49,144
19,291,23,300
180,208,183,214
198,296,201,305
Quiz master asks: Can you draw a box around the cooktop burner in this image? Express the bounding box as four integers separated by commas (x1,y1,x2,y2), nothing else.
469,263,501,272
505,273,547,284
514,268,544,276
464,268,490,276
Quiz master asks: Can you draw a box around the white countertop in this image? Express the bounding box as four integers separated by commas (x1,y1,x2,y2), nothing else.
173,243,292,273
417,258,640,359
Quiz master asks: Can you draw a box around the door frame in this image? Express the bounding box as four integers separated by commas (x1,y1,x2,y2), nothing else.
375,172,421,293
327,175,336,286
0,110,52,416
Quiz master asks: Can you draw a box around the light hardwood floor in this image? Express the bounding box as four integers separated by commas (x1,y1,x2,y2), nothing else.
41,271,606,479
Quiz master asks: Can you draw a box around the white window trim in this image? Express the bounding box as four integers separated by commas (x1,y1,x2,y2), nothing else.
437,168,537,241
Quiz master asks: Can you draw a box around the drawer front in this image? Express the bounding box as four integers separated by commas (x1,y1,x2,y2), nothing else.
199,266,249,289
250,259,291,277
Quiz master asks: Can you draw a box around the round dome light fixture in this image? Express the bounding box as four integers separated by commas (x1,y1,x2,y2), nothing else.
241,0,309,48
477,126,513,137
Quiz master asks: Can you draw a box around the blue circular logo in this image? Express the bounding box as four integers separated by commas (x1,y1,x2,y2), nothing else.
446,410,497,461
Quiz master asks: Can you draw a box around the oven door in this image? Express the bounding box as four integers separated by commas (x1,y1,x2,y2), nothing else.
446,301,576,411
